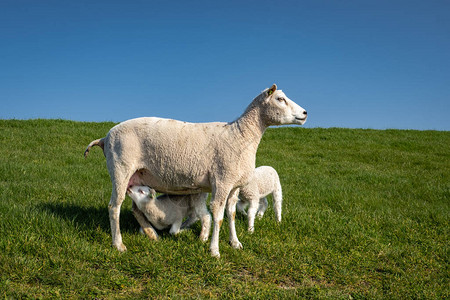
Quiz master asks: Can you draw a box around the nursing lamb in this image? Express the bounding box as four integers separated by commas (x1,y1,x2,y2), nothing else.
84,84,307,257
127,185,211,241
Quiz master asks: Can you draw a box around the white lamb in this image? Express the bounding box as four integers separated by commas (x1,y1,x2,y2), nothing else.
84,84,307,257
184,166,282,233
235,166,282,233
127,185,211,241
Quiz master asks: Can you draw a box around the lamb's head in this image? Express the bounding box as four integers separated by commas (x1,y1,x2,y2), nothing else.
127,185,156,202
259,84,307,126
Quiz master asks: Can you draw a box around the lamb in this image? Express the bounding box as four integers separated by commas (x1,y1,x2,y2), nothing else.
184,166,282,233
235,166,282,233
84,84,307,257
127,185,211,241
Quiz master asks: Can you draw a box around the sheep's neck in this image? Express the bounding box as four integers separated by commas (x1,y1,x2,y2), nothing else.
232,105,266,149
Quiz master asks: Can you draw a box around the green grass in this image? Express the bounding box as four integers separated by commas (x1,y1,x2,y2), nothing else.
0,119,448,299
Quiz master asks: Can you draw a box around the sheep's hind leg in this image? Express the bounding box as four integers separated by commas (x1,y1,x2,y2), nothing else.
109,185,127,252
132,202,158,240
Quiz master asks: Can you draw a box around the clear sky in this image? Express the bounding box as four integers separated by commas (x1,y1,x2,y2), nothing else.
1,0,449,130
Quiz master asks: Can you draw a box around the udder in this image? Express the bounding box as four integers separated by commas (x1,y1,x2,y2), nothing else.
127,169,146,189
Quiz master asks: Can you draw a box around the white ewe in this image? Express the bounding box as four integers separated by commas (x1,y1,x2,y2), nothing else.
84,84,307,257
127,186,211,241
235,166,282,233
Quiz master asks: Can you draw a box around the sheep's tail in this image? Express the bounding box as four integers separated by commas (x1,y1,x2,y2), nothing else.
273,178,283,223
84,138,105,158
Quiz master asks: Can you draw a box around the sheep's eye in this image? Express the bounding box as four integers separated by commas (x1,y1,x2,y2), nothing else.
277,97,286,104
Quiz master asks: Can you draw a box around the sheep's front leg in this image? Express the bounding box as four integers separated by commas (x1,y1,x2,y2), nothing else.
226,189,243,249
209,186,232,258
132,202,158,240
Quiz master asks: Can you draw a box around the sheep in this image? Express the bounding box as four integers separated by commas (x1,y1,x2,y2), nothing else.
127,185,211,241
84,84,307,257
235,166,282,233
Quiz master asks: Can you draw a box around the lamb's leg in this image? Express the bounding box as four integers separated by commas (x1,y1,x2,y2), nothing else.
169,220,183,235
273,186,283,223
181,212,199,229
257,197,269,219
209,185,233,258
199,212,211,242
247,197,259,233
236,198,248,216
194,198,211,242
132,202,158,240
226,188,243,248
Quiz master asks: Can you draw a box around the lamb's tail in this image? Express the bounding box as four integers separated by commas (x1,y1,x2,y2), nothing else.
84,138,105,158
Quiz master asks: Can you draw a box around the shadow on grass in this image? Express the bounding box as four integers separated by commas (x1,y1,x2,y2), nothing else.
37,202,200,240
38,202,140,234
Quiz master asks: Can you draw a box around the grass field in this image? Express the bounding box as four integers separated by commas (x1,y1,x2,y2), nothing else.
0,119,448,299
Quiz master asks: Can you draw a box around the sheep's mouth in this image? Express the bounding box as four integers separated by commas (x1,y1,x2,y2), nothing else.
295,117,307,121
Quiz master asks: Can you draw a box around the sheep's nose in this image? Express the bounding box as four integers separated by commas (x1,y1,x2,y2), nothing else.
303,110,307,115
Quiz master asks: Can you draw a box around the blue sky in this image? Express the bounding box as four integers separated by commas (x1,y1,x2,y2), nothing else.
1,0,449,130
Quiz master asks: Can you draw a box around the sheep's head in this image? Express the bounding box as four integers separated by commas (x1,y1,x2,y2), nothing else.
260,84,307,126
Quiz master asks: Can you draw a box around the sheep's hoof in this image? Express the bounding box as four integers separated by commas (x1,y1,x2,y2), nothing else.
230,240,243,250
114,243,127,252
199,235,209,242
210,248,220,258
248,227,255,234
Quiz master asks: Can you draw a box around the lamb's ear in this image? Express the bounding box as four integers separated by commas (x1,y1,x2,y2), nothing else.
267,84,277,96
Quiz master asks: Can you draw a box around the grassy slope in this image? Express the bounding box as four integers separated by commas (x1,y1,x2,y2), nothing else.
0,119,448,299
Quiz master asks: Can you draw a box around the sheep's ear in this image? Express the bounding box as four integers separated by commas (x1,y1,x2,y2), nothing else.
267,84,277,96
